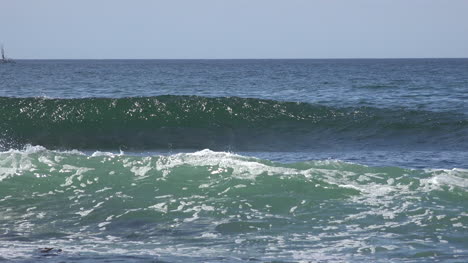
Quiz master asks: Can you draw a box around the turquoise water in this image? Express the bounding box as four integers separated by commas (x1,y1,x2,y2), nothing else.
1,147,467,262
0,59,467,262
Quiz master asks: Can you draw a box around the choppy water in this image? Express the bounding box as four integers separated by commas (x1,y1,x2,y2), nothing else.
0,59,467,262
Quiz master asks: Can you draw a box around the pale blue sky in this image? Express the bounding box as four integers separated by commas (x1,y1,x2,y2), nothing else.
1,0,468,59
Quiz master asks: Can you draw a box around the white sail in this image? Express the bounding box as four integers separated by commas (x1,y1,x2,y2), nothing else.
1,44,14,63
1,45,5,61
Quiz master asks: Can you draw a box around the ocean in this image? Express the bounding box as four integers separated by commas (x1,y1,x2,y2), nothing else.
0,59,467,262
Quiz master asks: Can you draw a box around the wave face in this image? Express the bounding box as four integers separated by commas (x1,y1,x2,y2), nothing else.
1,96,467,151
0,147,467,262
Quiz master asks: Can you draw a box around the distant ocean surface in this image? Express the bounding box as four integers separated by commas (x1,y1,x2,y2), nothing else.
0,59,467,262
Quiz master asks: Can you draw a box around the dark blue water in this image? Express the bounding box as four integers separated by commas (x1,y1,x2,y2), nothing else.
3,59,468,113
0,59,467,262
1,59,467,168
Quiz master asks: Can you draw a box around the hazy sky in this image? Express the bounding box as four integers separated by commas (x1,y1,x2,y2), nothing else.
2,0,468,59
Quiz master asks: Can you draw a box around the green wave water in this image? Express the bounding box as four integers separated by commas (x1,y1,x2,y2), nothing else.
1,146,467,262
1,96,467,151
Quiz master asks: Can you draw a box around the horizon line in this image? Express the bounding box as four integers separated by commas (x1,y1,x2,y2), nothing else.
9,57,468,60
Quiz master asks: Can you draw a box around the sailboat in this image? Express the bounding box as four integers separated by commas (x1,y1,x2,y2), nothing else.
1,45,14,63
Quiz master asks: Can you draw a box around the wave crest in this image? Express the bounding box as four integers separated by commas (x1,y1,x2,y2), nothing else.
1,96,467,150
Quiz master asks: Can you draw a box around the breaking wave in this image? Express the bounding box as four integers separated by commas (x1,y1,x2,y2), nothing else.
1,96,467,151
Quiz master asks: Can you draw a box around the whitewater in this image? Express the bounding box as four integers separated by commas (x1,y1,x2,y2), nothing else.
1,146,467,262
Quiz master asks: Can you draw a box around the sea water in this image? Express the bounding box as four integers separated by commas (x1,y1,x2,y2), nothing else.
0,59,467,262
